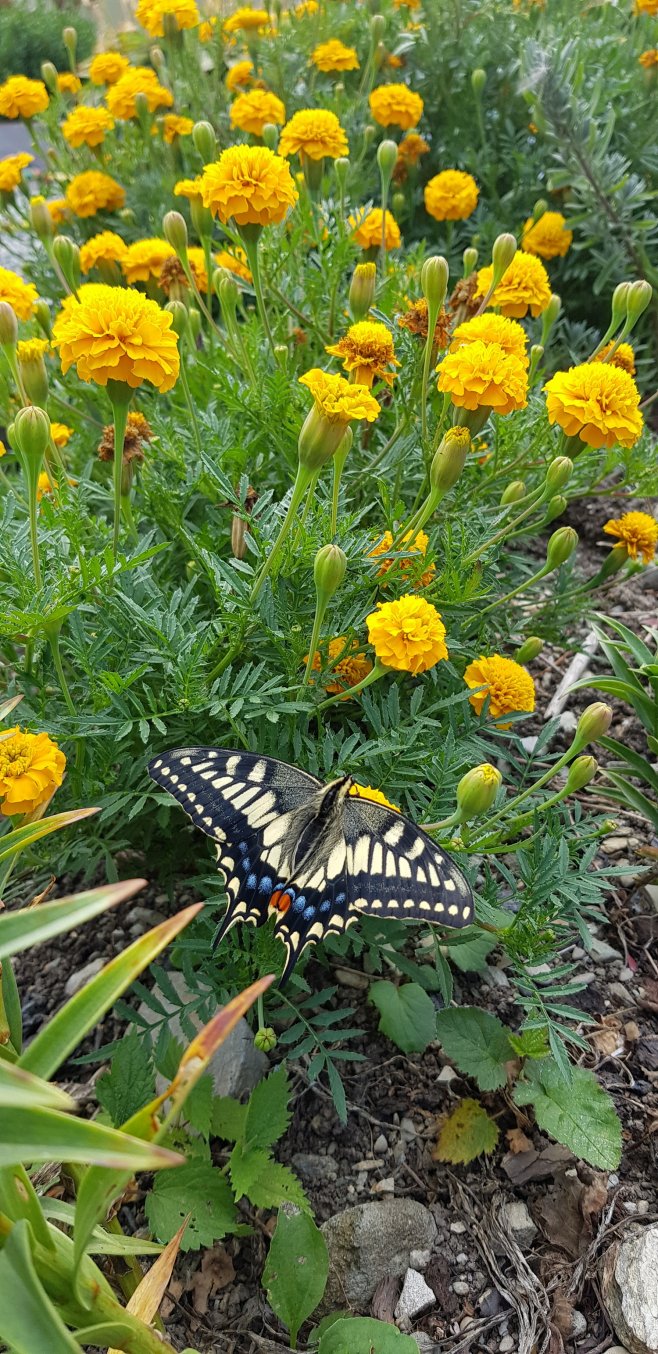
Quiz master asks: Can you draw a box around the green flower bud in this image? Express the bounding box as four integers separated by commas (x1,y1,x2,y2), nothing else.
532,198,548,222
421,255,449,313
349,261,376,321
193,120,217,163
546,525,578,569
63,26,77,67
529,343,544,371
314,542,348,604
471,68,486,97
544,493,567,524
18,345,48,408
13,405,50,463
429,425,470,495
515,636,544,663
30,197,53,242
491,232,517,287
188,308,201,342
214,267,239,318
150,46,166,73
363,124,376,150
165,299,189,339
545,455,573,494
298,406,350,471
626,279,652,330
610,281,631,331
262,122,279,151
334,157,350,193
254,1026,277,1052
377,138,398,183
574,701,612,749
34,299,52,340
463,246,478,278
540,292,561,347
40,62,58,95
565,755,598,793
392,191,406,217
500,479,526,504
134,91,151,130
0,301,18,348
370,13,386,42
53,234,80,292
163,211,188,260
457,763,502,821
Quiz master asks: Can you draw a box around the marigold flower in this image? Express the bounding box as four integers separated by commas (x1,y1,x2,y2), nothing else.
173,175,204,202
312,39,359,72
639,49,658,67
135,0,200,36
367,595,448,675
450,313,528,366
544,362,643,450
122,237,176,284
199,16,217,40
635,0,658,13
279,108,348,161
16,337,49,363
36,470,57,501
0,727,66,816
106,67,174,119
349,207,401,251
200,144,298,226
57,73,82,95
522,210,572,260
397,131,429,165
226,59,255,92
306,636,373,696
65,170,125,218
186,245,211,291
424,169,478,222
61,105,115,148
369,529,435,588
215,247,253,282
230,88,285,136
603,511,658,565
464,654,535,723
47,199,68,226
475,249,551,318
295,0,319,14
89,51,130,85
0,76,49,120
369,82,423,130
437,340,528,414
0,265,38,320
349,783,399,811
161,113,194,142
594,341,636,375
50,421,73,447
397,297,450,348
79,231,128,274
224,6,269,34
299,368,380,424
52,282,179,391
326,319,399,388
0,152,33,194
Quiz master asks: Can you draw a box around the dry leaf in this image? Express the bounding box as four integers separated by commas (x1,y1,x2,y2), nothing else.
580,1175,608,1228
433,1098,499,1165
188,1243,236,1317
501,1143,573,1186
108,1217,189,1354
506,1126,533,1154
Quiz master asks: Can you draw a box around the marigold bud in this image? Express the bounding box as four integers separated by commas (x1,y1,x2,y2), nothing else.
334,157,349,192
232,513,247,559
0,301,18,348
363,124,376,150
134,91,151,128
214,267,239,317
610,281,631,331
188,308,201,342
370,13,386,41
18,345,48,408
193,120,216,163
500,479,526,504
540,292,561,346
544,455,573,494
491,232,516,286
41,62,58,95
421,255,449,314
457,763,502,821
463,247,478,278
254,1026,277,1052
392,191,405,217
349,261,376,321
515,636,544,663
34,299,52,340
565,755,598,793
163,210,188,256
377,138,398,182
546,525,578,569
63,25,77,66
429,425,470,495
262,122,278,151
298,405,349,471
532,198,548,222
544,494,567,524
626,279,652,329
529,343,544,371
165,299,189,339
150,46,166,72
13,405,50,463
30,197,53,242
314,542,347,604
471,68,486,97
574,701,612,749
53,235,80,292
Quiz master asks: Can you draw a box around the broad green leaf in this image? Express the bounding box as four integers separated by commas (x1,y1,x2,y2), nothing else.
435,1008,514,1090
145,1161,239,1251
433,1098,499,1165
0,1059,73,1110
369,980,437,1054
514,1060,622,1170
19,902,204,1079
0,808,99,865
319,1316,419,1353
0,1106,182,1171
0,879,145,961
263,1210,328,1348
212,1095,248,1142
244,1065,291,1150
446,929,496,972
508,1027,550,1060
95,1031,156,1127
0,1220,80,1354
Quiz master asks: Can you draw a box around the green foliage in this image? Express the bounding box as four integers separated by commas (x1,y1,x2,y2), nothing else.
145,1162,240,1253
434,1098,500,1166
96,1032,156,1128
319,1317,419,1353
369,979,438,1054
262,1210,329,1350
0,5,95,83
515,1059,622,1171
435,1007,514,1091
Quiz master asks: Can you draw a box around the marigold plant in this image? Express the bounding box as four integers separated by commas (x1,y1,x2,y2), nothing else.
0,728,66,816
424,169,479,222
201,144,298,225
603,511,658,564
367,595,448,674
544,362,643,449
65,171,125,218
475,249,552,317
369,83,424,130
52,283,179,391
278,108,349,161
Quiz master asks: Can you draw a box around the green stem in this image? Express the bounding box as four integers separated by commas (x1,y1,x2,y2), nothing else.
27,474,42,589
250,464,315,602
420,306,439,446
299,595,329,694
462,488,546,565
47,625,76,717
331,436,351,534
469,564,551,625
317,659,386,711
108,384,131,565
178,357,202,456
242,234,276,356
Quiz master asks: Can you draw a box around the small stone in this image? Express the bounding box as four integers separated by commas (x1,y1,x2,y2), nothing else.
452,1280,469,1296
400,1117,417,1141
571,1310,587,1337
618,967,634,983
438,1065,459,1084
589,936,624,963
459,1316,475,1332
480,964,510,990
456,1252,468,1265
374,1134,388,1154
643,884,658,913
527,963,551,975
601,1225,658,1354
125,905,167,926
450,1221,467,1234
411,1336,436,1353
499,1200,537,1250
335,967,369,990
637,1201,649,1216
321,1200,438,1310
638,566,658,590
499,1338,515,1352
395,1268,436,1323
371,1176,395,1194
410,1249,431,1270
608,984,636,1008
601,837,629,855
479,1289,506,1317
64,957,107,996
290,1153,338,1183
623,1202,638,1215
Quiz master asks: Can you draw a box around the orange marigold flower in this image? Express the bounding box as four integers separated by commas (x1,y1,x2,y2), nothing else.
50,421,73,447
437,340,528,414
306,636,373,697
594,341,636,376
312,39,359,72
173,175,204,202
450,313,528,366
0,265,38,320
65,170,125,218
230,88,285,136
367,595,448,675
0,76,49,119
522,210,572,260
326,319,399,388
639,48,658,67
299,368,380,423
369,529,435,588
0,152,33,193
603,511,658,565
544,362,643,450
635,0,658,13
215,247,253,282
369,82,423,130
224,6,269,34
161,113,194,142
226,59,255,92
0,727,66,816
61,105,115,148
349,207,401,251
135,0,200,37
464,654,535,723
57,73,82,95
475,250,551,318
106,67,174,119
397,131,429,165
349,782,399,811
279,108,348,160
200,144,298,226
295,0,319,14
199,16,217,40
80,230,128,273
36,470,57,501
89,51,130,85
52,282,179,391
424,169,478,222
122,237,175,284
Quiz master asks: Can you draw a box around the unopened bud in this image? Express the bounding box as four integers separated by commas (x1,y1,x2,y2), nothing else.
13,405,50,463
314,542,347,603
500,479,526,504
231,513,247,559
214,267,239,317
18,341,49,407
540,292,561,347
532,198,548,222
463,246,478,277
574,701,612,749
421,255,449,314
529,343,544,372
334,156,349,192
626,279,652,329
565,755,598,793
491,233,516,286
62,26,77,67
298,405,349,470
254,1026,277,1052
610,281,631,331
515,636,544,663
41,62,58,95
377,138,398,183
457,763,502,821
150,46,166,73
370,13,386,42
262,122,278,151
0,301,18,347
165,299,189,339
374,41,386,70
193,120,216,163
544,493,567,523
30,196,53,242
471,68,486,97
546,525,578,569
53,234,80,291
34,299,52,340
363,124,375,150
163,210,188,256
188,308,201,342
545,455,573,494
349,261,376,321
134,91,151,128
392,191,405,217
429,425,470,495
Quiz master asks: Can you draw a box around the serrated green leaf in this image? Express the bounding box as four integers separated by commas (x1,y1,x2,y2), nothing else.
145,1162,239,1251
436,1008,514,1090
369,981,436,1054
514,1060,621,1170
508,1027,551,1060
446,930,496,973
434,1098,499,1165
319,1316,419,1353
263,1210,328,1347
245,1065,291,1149
96,1032,155,1128
247,1160,311,1213
212,1096,248,1142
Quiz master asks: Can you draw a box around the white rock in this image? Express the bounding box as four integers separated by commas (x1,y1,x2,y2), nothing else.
64,957,107,997
450,1220,467,1234
571,1309,587,1337
643,884,658,913
374,1134,388,1153
589,936,624,963
601,837,629,855
395,1269,436,1323
137,970,267,1098
410,1249,431,1270
321,1199,438,1310
499,1338,515,1352
499,1200,537,1249
438,1065,459,1084
452,1280,469,1296
601,1226,658,1354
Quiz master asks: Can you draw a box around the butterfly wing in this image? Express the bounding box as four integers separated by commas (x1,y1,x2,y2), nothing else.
343,797,473,927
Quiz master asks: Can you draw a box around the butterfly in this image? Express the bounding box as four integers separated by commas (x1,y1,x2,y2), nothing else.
148,747,474,983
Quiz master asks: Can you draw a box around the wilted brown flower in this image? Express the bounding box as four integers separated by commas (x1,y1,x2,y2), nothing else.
158,255,190,296
98,410,151,465
397,298,451,349
446,273,480,321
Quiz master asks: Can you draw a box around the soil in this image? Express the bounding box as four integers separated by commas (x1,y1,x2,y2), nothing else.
11,495,658,1354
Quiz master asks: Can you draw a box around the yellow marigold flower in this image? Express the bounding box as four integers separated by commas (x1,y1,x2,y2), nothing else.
215,247,252,282
0,440,5,458
367,595,448,675
50,421,73,447
306,636,373,697
226,59,254,92
230,88,285,136
349,783,399,811
369,82,423,130
0,265,38,320
122,237,175,284
47,198,68,225
161,113,194,142
349,207,401,251
299,367,380,423
450,314,529,366
594,341,636,375
0,727,66,816
199,16,217,40
36,470,57,501
174,175,204,202
57,72,82,95
65,170,125,218
0,152,33,194
635,0,658,13
424,169,479,222
464,654,535,722
80,231,128,274
544,362,643,450
224,6,269,34
369,529,435,588
326,319,399,388
61,105,115,148
639,48,658,67
522,210,572,260
475,250,551,318
200,144,298,226
279,108,348,161
89,51,130,85
0,76,49,120
312,39,359,72
397,131,429,165
135,0,200,37
16,337,48,363
52,282,179,392
295,0,319,14
603,511,658,565
106,67,174,119
437,340,528,414
394,0,420,7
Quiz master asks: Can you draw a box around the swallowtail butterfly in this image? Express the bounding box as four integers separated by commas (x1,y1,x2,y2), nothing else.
148,748,473,982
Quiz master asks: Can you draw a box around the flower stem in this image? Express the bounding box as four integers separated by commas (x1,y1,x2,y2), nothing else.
250,464,315,602
27,475,42,589
178,356,202,456
242,234,276,357
108,383,131,565
299,596,329,694
331,435,351,535
46,623,76,717
317,659,386,711
462,487,546,565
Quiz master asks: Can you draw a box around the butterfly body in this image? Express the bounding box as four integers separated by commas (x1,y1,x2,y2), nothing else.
148,748,473,981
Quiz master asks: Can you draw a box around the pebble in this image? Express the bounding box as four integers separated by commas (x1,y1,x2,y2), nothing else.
410,1249,432,1270
480,965,510,990
452,1280,470,1296
456,1252,468,1265
499,1338,515,1352
571,1310,587,1337
374,1134,388,1154
371,1176,395,1193
618,967,634,982
400,1117,417,1141
450,1221,467,1235
64,957,107,997
499,1199,537,1249
622,1202,638,1215
589,936,624,963
395,1268,436,1323
601,837,629,855
637,1200,649,1216
643,884,658,912
335,967,369,990
608,983,636,1008
290,1152,338,1183
438,1065,459,1084
125,905,167,927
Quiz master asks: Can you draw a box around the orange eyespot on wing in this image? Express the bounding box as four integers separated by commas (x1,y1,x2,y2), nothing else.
270,889,292,914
